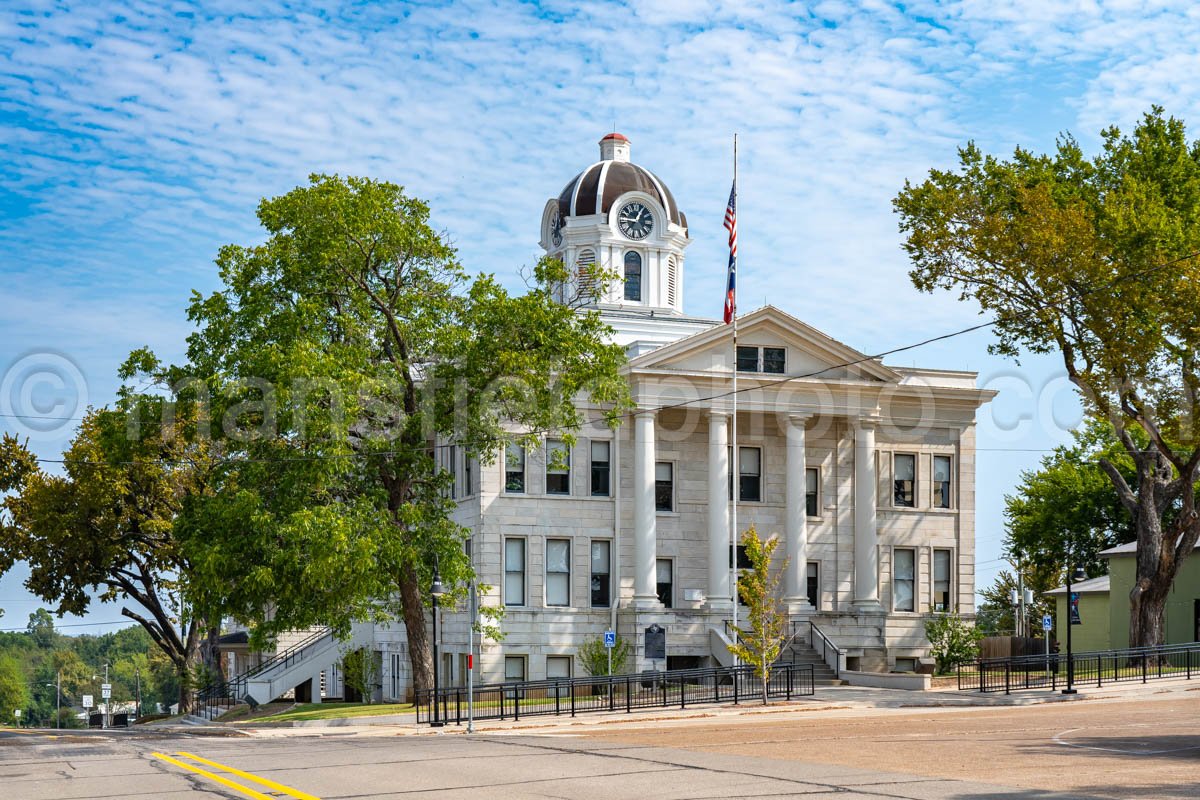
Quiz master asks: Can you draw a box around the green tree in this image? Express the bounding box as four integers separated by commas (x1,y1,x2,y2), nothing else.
134,174,628,694
924,611,984,674
26,609,56,649
578,634,631,677
895,107,1200,648
1005,419,1136,579
727,526,789,704
0,655,30,725
341,647,379,703
0,404,219,713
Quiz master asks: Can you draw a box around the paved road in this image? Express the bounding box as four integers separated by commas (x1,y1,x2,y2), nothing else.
2,689,1197,799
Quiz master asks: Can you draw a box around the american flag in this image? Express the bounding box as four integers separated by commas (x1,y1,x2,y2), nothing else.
723,181,737,324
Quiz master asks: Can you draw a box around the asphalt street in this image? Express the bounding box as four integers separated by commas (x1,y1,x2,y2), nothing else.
1,685,1197,799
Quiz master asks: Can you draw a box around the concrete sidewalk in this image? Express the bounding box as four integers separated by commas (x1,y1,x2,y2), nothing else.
232,673,1199,737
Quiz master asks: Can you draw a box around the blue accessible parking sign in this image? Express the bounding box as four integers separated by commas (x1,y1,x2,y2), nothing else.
604,630,616,648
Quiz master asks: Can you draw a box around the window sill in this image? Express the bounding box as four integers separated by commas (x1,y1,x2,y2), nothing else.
656,510,680,517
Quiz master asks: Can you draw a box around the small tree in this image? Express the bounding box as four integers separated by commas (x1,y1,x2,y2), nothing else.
727,526,789,704
341,647,379,704
924,610,983,674
578,634,631,677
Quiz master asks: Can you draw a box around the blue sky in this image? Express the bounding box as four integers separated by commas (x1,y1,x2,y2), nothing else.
2,0,1199,633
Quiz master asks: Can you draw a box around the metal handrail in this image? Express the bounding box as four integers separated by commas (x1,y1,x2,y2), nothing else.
240,627,333,680
806,620,845,679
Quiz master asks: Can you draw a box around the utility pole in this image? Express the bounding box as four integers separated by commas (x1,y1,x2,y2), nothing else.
135,667,141,719
56,671,61,729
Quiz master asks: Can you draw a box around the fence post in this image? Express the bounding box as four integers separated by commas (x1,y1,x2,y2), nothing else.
571,684,576,718
1188,649,1192,681
514,686,521,721
456,688,462,725
713,671,719,704
500,686,505,720
1096,658,1102,689
733,668,740,705
555,682,561,716
680,677,686,709
786,666,793,700
609,676,615,712
626,676,631,713
661,674,667,708
1004,661,1010,696
1142,656,1147,684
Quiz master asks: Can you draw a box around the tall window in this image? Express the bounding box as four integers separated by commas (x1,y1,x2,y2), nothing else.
545,539,570,606
894,548,915,612
894,453,915,507
655,461,674,511
590,440,611,497
933,455,952,509
623,251,642,301
547,655,571,695
806,561,820,610
740,447,762,502
463,453,472,497
656,559,673,608
447,445,457,498
505,443,526,493
805,467,819,516
934,549,952,611
504,538,525,606
590,540,611,607
546,440,570,495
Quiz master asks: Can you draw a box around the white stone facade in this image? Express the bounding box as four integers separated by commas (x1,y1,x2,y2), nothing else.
419,134,995,692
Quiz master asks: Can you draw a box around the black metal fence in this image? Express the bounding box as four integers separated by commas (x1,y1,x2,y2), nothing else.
958,641,1200,694
416,662,815,725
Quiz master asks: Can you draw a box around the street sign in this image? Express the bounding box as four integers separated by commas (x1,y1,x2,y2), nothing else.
1069,592,1082,625
1042,614,1053,632
101,687,112,700
13,709,20,718
82,695,93,709
603,630,616,649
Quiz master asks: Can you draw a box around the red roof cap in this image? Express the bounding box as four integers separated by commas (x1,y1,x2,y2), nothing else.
601,132,629,142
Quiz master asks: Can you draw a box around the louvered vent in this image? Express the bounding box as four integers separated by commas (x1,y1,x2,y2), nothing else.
576,249,598,299
667,256,679,307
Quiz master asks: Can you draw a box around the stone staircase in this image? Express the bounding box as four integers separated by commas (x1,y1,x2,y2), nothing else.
781,638,844,686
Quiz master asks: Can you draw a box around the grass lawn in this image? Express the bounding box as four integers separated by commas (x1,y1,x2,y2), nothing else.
237,702,415,723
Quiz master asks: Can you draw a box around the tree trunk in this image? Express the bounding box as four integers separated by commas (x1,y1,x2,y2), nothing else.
1129,581,1167,652
176,623,203,715
399,557,433,697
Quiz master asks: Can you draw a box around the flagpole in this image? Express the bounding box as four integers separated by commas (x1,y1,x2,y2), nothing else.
729,133,739,663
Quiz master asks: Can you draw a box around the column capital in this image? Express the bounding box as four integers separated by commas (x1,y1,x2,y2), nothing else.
787,411,815,425
853,414,880,431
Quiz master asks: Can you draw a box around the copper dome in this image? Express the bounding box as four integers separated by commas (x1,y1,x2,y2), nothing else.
556,135,687,229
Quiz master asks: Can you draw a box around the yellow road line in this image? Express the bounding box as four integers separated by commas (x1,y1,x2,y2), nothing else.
175,751,321,800
152,752,276,800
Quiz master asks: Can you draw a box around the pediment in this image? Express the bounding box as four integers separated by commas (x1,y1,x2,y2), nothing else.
627,305,900,383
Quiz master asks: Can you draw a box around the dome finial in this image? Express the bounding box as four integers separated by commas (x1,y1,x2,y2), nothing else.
599,132,631,163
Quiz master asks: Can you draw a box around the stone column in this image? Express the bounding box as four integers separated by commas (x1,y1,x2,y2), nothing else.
706,411,731,609
785,414,812,610
853,419,882,610
632,410,660,607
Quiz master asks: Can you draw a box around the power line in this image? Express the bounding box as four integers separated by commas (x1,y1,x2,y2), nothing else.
0,619,136,633
11,247,1199,468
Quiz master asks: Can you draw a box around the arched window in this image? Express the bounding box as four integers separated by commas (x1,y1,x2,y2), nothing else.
624,251,642,302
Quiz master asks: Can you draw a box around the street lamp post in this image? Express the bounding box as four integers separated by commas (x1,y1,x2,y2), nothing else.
430,558,447,728
1062,556,1087,695
135,667,141,720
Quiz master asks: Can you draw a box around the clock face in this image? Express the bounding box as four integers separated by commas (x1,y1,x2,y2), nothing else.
617,202,653,240
550,208,564,246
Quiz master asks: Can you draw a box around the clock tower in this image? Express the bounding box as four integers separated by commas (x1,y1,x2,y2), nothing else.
541,133,691,316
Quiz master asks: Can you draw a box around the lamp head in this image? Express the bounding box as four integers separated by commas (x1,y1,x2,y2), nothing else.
1072,566,1087,583
431,573,446,599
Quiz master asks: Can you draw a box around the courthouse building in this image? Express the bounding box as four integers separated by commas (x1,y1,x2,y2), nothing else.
227,134,994,703
407,133,994,692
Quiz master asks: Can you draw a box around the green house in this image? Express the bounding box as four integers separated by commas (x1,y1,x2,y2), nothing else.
1045,542,1200,651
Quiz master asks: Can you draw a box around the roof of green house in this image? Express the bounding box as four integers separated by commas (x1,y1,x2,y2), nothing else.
1099,540,1200,557
1044,574,1111,595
